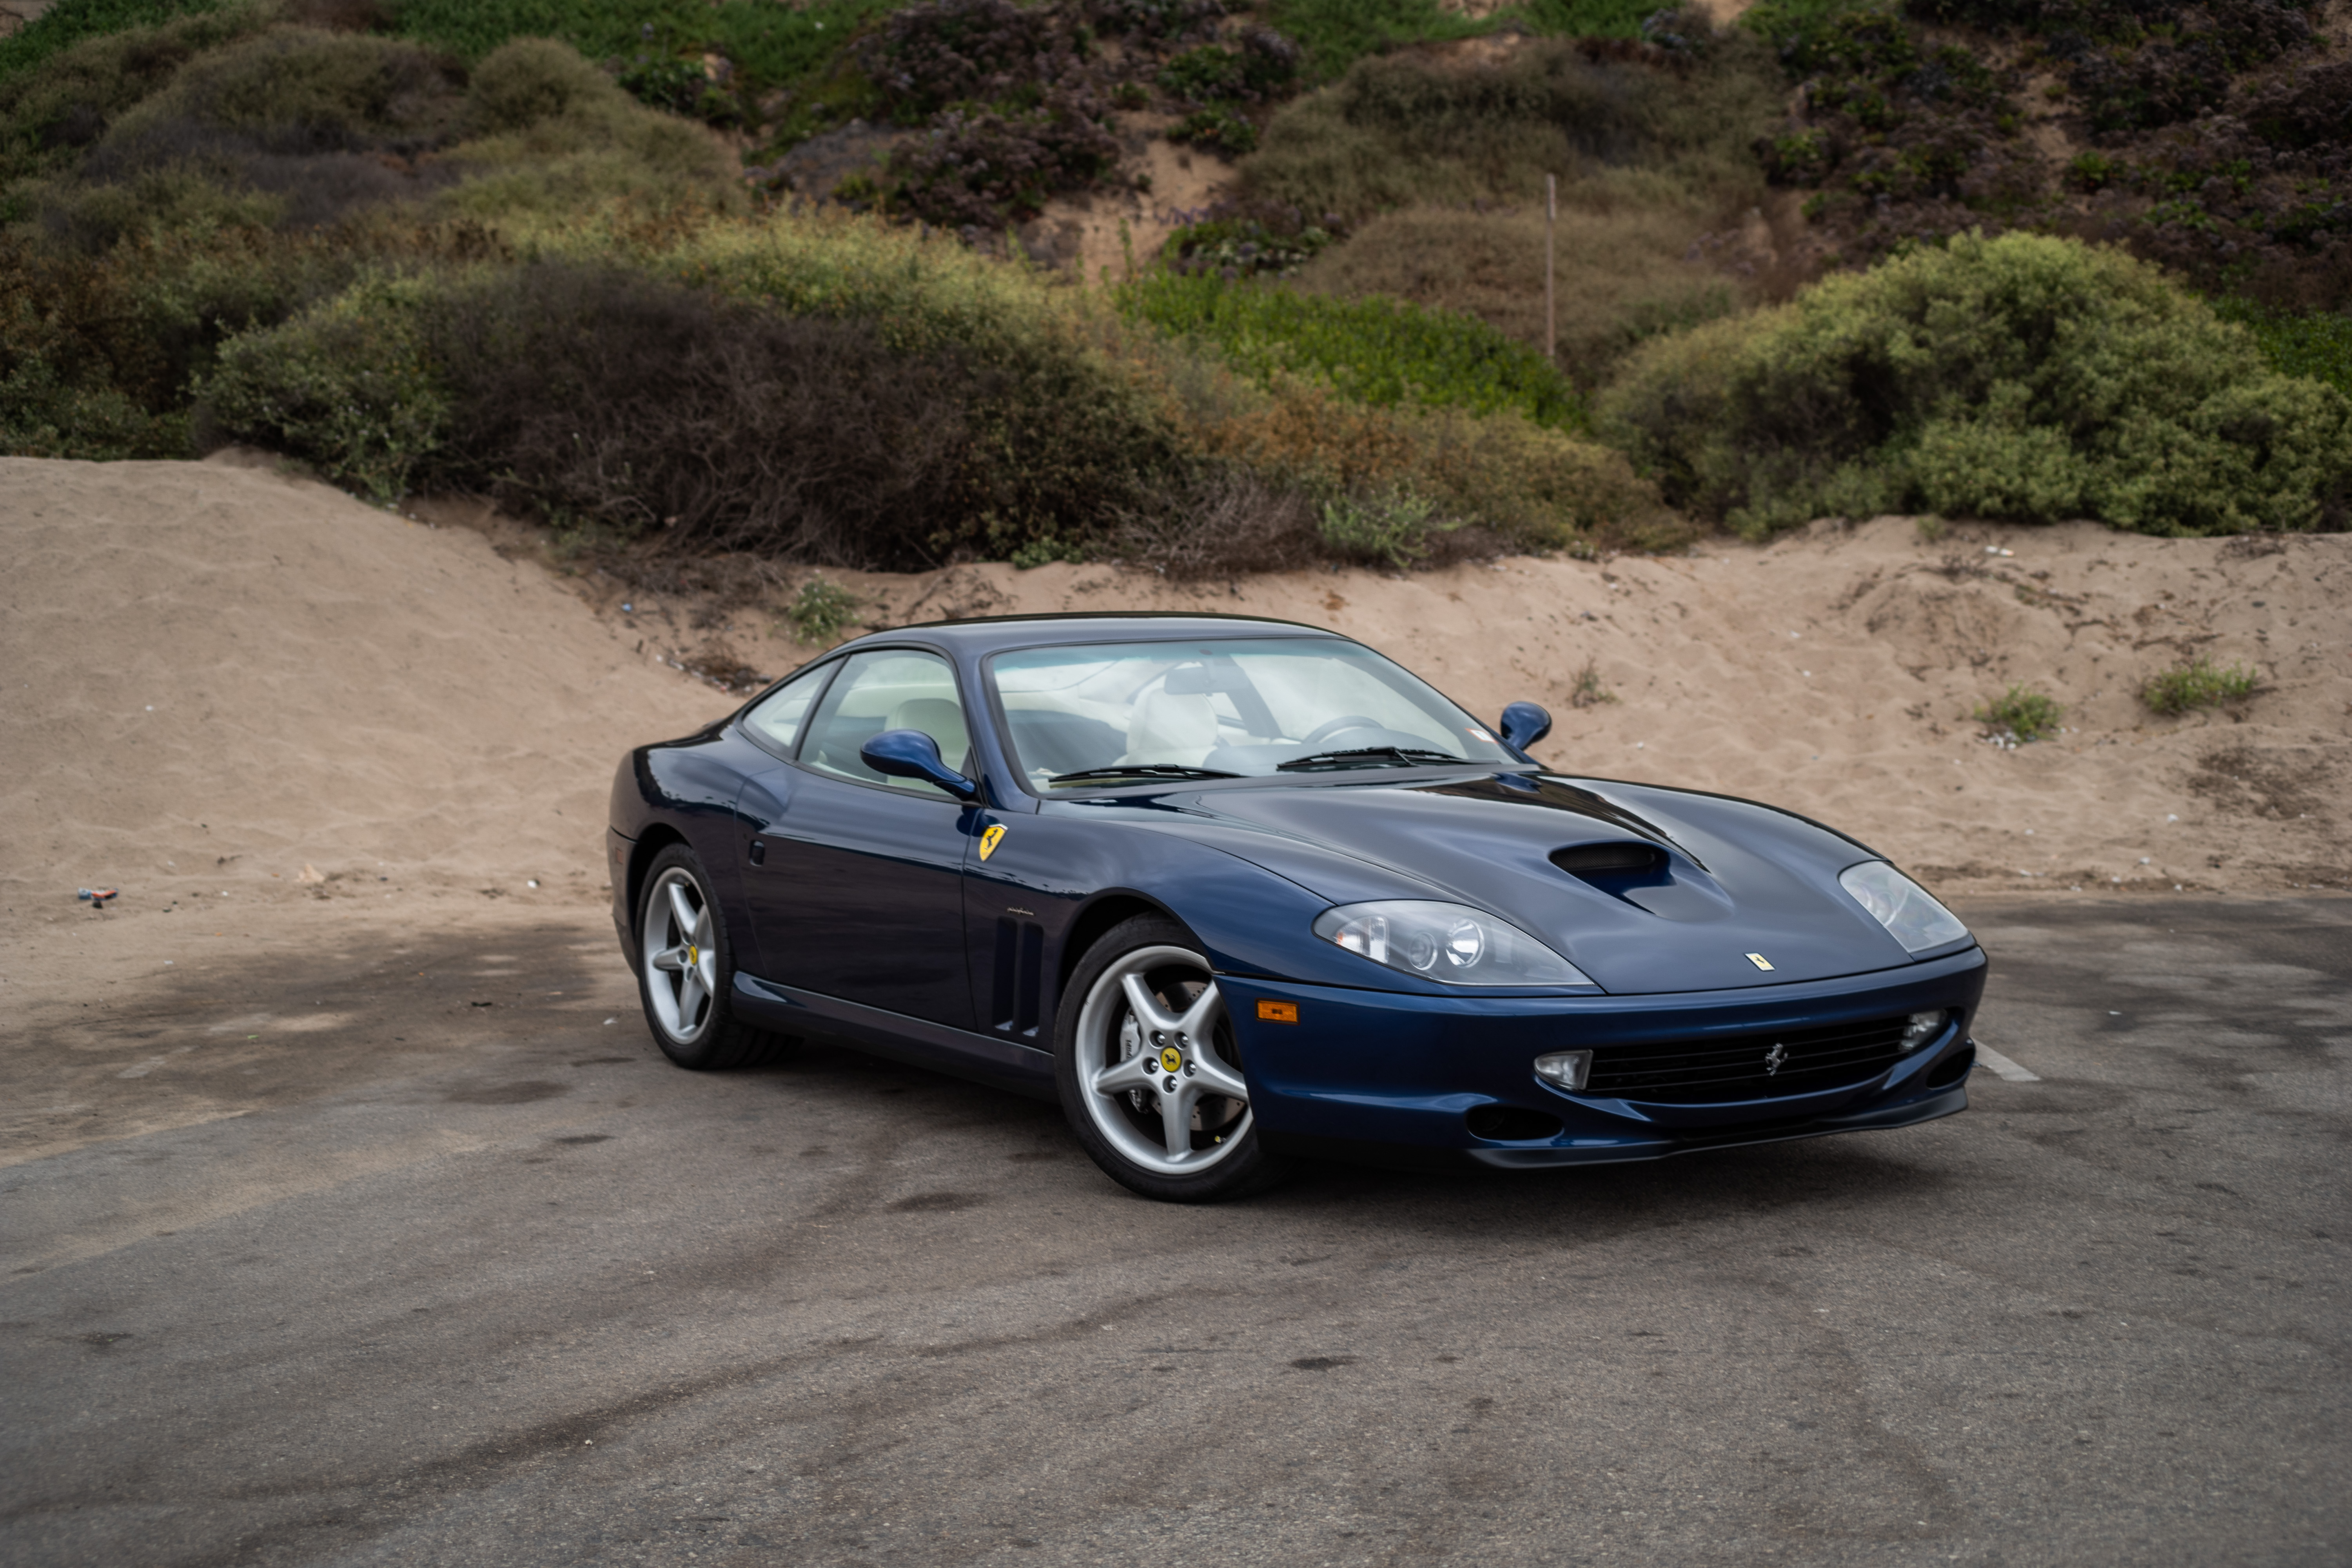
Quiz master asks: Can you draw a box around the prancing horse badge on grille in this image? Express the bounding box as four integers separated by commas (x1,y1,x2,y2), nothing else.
1764,1042,1789,1076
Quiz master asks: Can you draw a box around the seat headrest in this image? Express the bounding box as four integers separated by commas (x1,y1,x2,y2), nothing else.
885,697,969,768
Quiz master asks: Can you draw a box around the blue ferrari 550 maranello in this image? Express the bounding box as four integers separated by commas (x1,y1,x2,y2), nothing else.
608,612,1985,1201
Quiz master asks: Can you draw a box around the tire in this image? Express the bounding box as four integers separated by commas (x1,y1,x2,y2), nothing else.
1053,914,1292,1202
633,844,797,1071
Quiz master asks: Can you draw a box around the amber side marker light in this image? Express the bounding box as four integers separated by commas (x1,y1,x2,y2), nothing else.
1256,1000,1300,1024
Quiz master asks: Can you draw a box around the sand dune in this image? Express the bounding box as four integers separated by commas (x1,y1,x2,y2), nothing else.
4,454,2345,934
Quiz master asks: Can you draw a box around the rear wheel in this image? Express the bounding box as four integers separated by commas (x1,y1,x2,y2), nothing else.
1053,915,1292,1202
635,844,796,1070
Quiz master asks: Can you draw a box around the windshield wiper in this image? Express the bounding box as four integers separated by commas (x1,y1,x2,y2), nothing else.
1047,764,1241,786
1276,746,1463,772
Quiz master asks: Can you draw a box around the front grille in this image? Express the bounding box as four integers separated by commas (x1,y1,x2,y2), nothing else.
1586,1017,1910,1104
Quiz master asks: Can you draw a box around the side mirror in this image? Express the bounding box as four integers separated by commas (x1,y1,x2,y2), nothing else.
1497,701,1553,754
860,729,982,802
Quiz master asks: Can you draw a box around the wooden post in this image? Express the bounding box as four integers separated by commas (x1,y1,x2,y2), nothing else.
1544,172,1557,363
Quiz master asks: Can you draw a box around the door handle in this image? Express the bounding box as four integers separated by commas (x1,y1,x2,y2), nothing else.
748,839,766,866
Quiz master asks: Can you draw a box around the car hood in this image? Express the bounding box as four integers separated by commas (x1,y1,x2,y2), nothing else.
1140,771,1934,995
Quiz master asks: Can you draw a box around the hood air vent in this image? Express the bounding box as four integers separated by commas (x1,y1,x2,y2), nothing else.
1550,842,1668,882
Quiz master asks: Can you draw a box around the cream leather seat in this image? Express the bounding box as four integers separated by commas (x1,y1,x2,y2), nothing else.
1118,687,1218,767
884,697,970,782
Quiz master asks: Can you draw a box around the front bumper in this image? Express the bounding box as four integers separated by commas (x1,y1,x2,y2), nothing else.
1231,946,1987,1170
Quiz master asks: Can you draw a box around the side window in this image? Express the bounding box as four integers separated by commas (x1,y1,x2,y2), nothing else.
742,663,834,758
799,649,972,798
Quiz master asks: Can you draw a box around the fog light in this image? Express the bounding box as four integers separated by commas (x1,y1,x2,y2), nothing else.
1901,1009,1948,1053
1534,1050,1592,1091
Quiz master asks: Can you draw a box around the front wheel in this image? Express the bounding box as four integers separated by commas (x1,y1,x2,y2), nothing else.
1053,915,1292,1202
635,844,796,1070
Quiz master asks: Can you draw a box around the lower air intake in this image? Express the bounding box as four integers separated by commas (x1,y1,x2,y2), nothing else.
1465,1104,1565,1142
1586,1017,1911,1104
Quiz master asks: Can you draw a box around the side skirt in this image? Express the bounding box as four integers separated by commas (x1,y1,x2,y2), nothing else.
732,973,1057,1102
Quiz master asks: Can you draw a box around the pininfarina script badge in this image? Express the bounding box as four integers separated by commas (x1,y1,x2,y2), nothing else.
1764,1042,1788,1076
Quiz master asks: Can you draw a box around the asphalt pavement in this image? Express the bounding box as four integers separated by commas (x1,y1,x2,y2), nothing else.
2,895,2346,1567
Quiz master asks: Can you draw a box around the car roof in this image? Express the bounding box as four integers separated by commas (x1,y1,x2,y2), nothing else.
836,611,1353,656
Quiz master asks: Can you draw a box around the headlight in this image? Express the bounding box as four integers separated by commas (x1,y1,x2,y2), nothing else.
1313,900,1594,987
1838,861,1971,954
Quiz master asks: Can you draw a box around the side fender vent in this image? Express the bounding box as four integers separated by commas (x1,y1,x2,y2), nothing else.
991,918,1045,1038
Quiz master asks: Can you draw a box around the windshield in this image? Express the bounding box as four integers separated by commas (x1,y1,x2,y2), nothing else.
987,637,1515,789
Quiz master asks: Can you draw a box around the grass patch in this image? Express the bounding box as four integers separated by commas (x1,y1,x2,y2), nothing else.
2141,656,2259,716
1229,29,1785,381
1294,204,1749,389
1240,32,1781,221
1265,0,1662,83
1973,684,2061,742
1261,0,1489,82
1119,270,1584,429
1566,657,1617,706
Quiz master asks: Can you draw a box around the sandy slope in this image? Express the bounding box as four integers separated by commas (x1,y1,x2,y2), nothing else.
4,455,2346,941
1,455,740,918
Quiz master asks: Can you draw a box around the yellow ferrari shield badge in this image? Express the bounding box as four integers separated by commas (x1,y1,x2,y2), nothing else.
979,824,1007,861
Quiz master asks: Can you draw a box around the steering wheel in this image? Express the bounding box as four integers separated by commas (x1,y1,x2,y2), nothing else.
1302,714,1389,747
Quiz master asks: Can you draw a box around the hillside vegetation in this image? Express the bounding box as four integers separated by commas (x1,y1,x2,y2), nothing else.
2,0,2346,573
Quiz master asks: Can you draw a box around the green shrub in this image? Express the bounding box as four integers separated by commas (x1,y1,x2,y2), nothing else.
1972,684,2061,741
198,269,447,499
786,578,862,642
1318,485,1450,568
441,37,739,218
2141,656,2259,715
1408,408,1690,551
0,0,236,87
1158,45,1247,102
1597,231,2352,537
388,0,904,87
1162,209,1337,279
12,26,735,246
0,221,353,459
1119,271,1584,429
1168,104,1257,158
0,4,275,190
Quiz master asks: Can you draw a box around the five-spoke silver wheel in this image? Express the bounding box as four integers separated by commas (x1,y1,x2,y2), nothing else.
1073,942,1250,1177
642,866,719,1046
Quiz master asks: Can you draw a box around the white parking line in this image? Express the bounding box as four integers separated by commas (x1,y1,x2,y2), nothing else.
1972,1041,2042,1082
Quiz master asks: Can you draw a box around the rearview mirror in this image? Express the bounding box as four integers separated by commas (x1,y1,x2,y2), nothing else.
860,729,982,801
1497,701,1552,754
